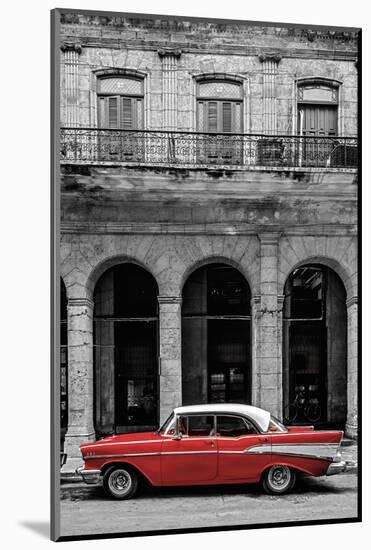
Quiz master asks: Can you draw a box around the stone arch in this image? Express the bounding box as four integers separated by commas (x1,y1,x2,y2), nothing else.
180,255,255,297
86,254,160,300
279,254,354,299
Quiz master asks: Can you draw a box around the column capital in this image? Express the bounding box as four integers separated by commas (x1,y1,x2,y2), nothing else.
277,294,285,305
259,232,281,246
158,295,182,305
346,296,358,308
158,48,182,59
60,41,82,54
67,297,94,309
258,52,282,64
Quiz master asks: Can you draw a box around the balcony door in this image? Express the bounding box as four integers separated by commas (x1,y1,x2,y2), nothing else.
297,81,338,167
196,80,243,165
97,76,144,162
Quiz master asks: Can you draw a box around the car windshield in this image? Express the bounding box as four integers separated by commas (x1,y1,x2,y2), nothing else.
267,415,287,433
157,412,176,435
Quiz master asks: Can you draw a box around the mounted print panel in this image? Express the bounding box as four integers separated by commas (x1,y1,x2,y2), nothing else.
51,8,360,542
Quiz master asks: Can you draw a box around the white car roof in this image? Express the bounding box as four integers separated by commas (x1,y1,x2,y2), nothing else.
173,403,271,432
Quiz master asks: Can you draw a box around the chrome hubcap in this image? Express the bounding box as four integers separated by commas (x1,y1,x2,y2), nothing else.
109,469,132,495
268,466,291,490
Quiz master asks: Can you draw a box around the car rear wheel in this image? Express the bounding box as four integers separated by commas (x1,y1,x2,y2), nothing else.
103,466,138,500
262,465,296,495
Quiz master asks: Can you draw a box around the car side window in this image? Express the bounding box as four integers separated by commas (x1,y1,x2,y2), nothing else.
216,415,257,437
179,415,215,436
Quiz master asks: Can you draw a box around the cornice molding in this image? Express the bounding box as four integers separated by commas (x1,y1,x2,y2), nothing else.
60,221,357,237
59,36,358,62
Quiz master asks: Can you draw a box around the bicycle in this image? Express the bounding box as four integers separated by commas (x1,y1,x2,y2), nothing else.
284,385,322,424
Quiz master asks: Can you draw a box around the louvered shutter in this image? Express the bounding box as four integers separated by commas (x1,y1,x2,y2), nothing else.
222,102,232,133
208,102,218,132
107,96,120,128
135,98,144,130
98,97,107,127
121,98,133,129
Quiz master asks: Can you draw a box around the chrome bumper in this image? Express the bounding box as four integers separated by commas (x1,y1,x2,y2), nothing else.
76,466,101,484
326,459,357,476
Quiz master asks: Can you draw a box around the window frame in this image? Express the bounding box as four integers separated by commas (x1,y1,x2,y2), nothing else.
196,79,244,134
172,412,262,437
215,414,258,437
97,75,145,131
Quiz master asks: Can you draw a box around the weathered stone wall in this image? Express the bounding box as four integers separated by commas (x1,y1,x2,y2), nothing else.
60,15,358,135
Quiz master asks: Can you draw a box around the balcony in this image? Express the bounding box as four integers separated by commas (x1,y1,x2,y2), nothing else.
60,128,358,170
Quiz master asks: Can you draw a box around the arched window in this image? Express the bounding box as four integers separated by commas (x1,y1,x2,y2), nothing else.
196,78,244,165
97,75,145,162
98,76,144,130
297,79,340,166
197,80,243,133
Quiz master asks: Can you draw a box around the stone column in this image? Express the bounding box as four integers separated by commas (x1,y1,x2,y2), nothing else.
62,297,95,471
251,295,262,407
60,42,82,127
258,53,282,135
345,296,358,439
158,49,182,131
256,233,282,419
158,296,182,423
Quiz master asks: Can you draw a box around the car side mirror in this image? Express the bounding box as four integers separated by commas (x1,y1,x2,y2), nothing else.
172,433,183,441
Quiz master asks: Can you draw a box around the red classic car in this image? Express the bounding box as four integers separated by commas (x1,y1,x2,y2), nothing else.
77,403,349,499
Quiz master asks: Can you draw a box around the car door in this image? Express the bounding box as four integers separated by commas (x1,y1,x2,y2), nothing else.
161,414,218,484
216,415,271,482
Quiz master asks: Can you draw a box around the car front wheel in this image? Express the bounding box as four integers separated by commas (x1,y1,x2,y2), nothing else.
262,465,296,495
103,466,138,500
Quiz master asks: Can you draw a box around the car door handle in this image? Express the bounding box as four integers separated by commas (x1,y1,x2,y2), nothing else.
258,437,269,443
206,440,215,446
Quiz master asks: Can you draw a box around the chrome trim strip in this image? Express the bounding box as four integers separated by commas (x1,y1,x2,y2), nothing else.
245,443,339,460
161,451,217,455
84,450,218,459
84,452,160,460
91,440,160,446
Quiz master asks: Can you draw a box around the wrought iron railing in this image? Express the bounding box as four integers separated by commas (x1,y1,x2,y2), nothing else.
60,128,358,169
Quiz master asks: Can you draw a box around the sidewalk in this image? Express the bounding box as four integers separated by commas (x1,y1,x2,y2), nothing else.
60,439,358,487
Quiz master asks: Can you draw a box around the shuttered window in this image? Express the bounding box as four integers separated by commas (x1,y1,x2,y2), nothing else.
98,95,144,130
197,100,242,133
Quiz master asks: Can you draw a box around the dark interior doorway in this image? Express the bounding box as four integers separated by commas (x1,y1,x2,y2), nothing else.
283,265,347,428
94,263,158,435
182,263,251,405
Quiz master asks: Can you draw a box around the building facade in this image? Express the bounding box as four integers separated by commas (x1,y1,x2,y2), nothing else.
58,13,358,469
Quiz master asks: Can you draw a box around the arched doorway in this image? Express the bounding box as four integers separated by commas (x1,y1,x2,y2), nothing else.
182,263,251,405
93,263,158,435
282,265,347,427
60,278,68,446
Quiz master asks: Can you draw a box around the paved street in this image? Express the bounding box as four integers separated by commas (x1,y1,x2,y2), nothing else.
60,471,358,537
